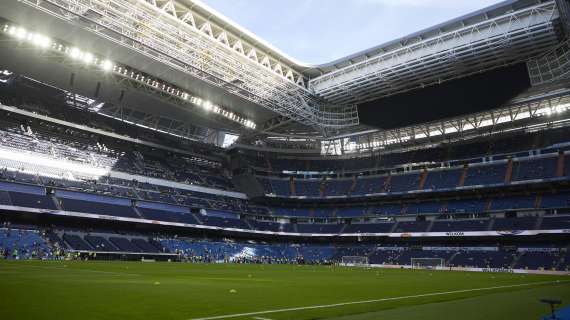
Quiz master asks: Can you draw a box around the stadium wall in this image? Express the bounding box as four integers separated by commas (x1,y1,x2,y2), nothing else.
342,263,570,276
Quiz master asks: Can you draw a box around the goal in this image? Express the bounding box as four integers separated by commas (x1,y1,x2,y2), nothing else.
341,256,369,266
411,258,445,269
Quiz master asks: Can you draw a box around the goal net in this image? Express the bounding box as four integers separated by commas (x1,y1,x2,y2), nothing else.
411,258,445,269
341,256,369,266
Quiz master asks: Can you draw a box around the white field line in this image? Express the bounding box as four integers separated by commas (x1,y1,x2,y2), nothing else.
251,317,274,320
189,280,570,320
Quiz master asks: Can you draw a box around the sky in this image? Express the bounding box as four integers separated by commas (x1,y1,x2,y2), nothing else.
201,0,504,64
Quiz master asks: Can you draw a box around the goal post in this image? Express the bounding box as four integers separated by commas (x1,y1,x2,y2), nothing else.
341,256,369,266
411,258,445,269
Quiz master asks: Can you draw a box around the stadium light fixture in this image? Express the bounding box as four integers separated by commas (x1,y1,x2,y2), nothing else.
4,24,51,49
2,22,258,131
100,59,114,72
32,34,51,48
69,47,82,60
82,52,94,65
15,27,26,39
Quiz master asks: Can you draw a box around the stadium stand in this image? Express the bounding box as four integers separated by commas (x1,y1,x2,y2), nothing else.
4,223,569,272
0,1,567,275
3,1,570,318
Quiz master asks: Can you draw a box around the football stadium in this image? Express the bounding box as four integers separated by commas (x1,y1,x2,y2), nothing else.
1,0,570,319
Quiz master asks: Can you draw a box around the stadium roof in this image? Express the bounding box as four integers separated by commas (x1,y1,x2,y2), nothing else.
0,0,566,143
185,0,557,76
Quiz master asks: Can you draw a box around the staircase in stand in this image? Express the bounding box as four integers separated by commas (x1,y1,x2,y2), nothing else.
486,217,496,231
418,169,428,190
383,175,392,193
349,176,358,196
50,195,63,210
447,252,460,266
557,152,565,177
534,194,543,210
243,219,254,230
510,251,524,269
458,165,468,187
426,219,435,232
132,206,144,219
389,221,399,233
534,214,544,230
290,177,296,196
504,159,513,183
192,212,203,224
320,178,327,197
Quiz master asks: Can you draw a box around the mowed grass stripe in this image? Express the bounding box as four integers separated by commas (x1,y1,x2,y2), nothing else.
0,262,143,276
189,280,570,320
2,261,569,320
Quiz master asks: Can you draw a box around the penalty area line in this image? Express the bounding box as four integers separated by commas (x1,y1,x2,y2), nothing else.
189,280,570,320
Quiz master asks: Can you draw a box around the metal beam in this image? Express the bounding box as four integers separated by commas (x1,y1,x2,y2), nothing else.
321,87,570,155
19,0,359,129
528,38,570,85
309,1,560,105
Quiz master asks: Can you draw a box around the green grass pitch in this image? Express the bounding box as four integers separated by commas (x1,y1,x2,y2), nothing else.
0,260,568,320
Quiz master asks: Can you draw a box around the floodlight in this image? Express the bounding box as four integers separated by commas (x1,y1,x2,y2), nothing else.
69,47,82,59
100,59,114,71
15,27,27,39
31,34,51,48
82,52,94,64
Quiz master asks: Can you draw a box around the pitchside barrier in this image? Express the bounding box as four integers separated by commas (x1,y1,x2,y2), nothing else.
70,250,179,262
344,263,570,276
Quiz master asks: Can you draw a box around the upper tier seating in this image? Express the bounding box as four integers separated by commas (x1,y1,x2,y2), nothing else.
295,179,322,197
352,176,387,195
423,169,462,190
463,163,507,186
489,195,536,211
393,221,431,233
387,173,420,193
325,179,353,196
444,199,487,213
0,115,234,191
244,125,570,173
492,217,538,230
343,222,394,233
296,223,343,234
431,219,490,232
539,215,570,229
511,156,558,181
58,193,139,218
